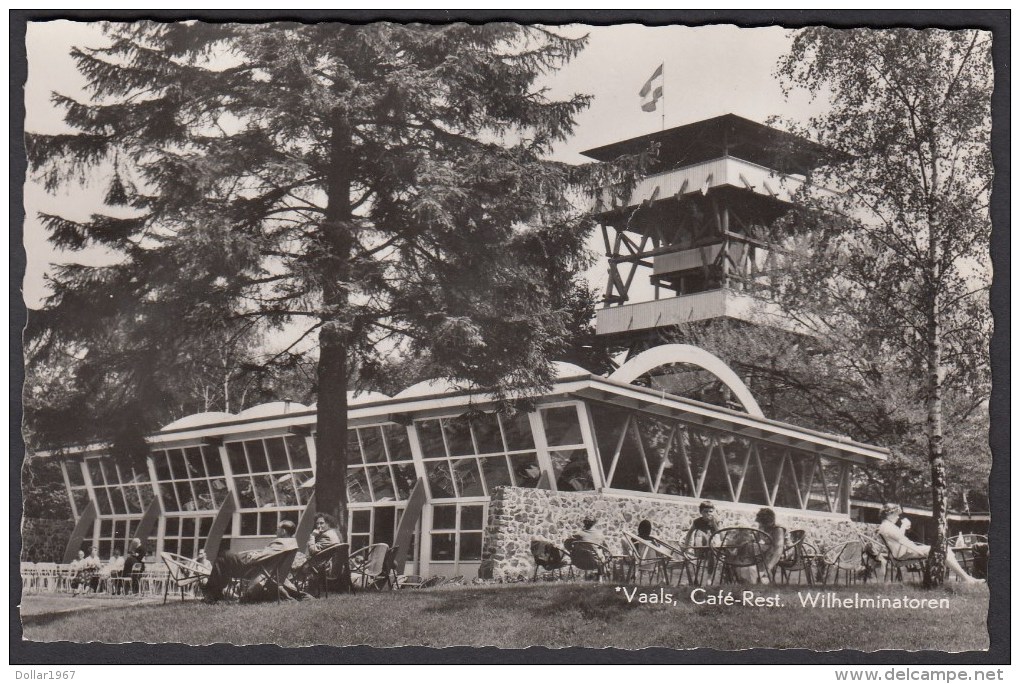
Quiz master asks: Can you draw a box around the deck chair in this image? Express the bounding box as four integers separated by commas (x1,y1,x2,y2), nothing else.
232,548,300,603
350,543,389,590
300,543,351,598
709,527,772,584
567,541,613,582
161,552,211,604
818,540,866,585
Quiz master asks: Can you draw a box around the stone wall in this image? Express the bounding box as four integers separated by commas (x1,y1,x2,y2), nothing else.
481,487,877,582
21,517,74,562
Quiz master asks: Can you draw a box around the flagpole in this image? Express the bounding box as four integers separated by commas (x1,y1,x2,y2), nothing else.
661,62,665,131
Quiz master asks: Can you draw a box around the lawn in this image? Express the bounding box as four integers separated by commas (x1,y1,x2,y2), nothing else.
19,581,989,651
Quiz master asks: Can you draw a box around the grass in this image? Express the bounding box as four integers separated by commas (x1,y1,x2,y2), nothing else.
20,581,989,652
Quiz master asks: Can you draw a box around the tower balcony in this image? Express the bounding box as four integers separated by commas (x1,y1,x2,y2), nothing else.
598,155,833,213
595,288,801,338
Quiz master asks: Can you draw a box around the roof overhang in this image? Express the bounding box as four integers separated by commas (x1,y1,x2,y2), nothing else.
37,373,888,466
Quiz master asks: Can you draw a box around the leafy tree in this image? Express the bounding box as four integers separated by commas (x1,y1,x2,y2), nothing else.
26,23,637,529
776,28,992,585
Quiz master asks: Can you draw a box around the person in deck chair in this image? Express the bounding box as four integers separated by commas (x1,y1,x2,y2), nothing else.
203,520,306,602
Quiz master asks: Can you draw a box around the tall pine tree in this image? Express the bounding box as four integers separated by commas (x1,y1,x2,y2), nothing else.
27,22,639,528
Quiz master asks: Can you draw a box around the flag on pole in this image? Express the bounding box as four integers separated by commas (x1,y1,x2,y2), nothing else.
639,64,664,112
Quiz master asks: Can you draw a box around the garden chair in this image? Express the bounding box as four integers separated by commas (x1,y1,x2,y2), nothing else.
566,540,613,582
622,532,669,585
652,538,694,586
879,535,925,583
818,540,866,585
300,542,352,598
777,530,816,585
420,576,445,588
229,547,300,603
530,538,572,581
160,552,211,604
350,543,389,590
709,527,772,584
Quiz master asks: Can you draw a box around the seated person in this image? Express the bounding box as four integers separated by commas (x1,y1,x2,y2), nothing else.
102,549,125,594
72,547,103,594
307,513,343,555
565,516,606,548
684,500,719,548
67,550,85,593
878,504,982,583
753,507,786,583
195,548,212,572
203,520,304,602
636,519,656,542
122,539,146,594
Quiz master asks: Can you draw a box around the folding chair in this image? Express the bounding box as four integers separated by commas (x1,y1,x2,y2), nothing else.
161,552,211,604
880,535,925,583
232,548,300,603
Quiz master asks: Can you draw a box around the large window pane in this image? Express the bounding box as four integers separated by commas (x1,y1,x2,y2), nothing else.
87,459,105,486
430,533,456,561
460,532,483,561
359,427,386,463
95,489,112,515
65,462,85,486
351,509,372,533
500,414,535,451
479,456,513,492
203,447,224,477
245,440,270,474
392,463,417,500
551,449,594,492
286,435,311,470
175,480,197,511
425,461,456,499
443,417,475,457
432,504,457,530
472,414,504,454
366,465,396,502
240,512,258,536
109,487,128,514
193,480,215,510
542,406,583,447
159,483,179,512
416,420,446,458
184,447,206,478
235,477,257,508
346,430,364,465
226,442,247,474
450,458,484,497
124,485,142,514
167,449,188,480
460,505,484,530
509,453,541,488
347,468,371,503
265,437,290,472
71,489,91,516
275,474,298,506
383,424,412,461
251,474,276,507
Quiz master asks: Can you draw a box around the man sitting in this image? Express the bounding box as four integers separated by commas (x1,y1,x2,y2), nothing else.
203,520,303,602
878,504,982,583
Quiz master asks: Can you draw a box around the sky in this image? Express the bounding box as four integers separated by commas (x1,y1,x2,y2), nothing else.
21,21,826,309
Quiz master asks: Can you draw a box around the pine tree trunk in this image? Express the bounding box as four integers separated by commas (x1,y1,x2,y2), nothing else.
314,111,354,555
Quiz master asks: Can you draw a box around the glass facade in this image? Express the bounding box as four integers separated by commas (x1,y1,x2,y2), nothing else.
57,393,867,570
589,403,850,513
225,436,312,536
416,412,544,500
